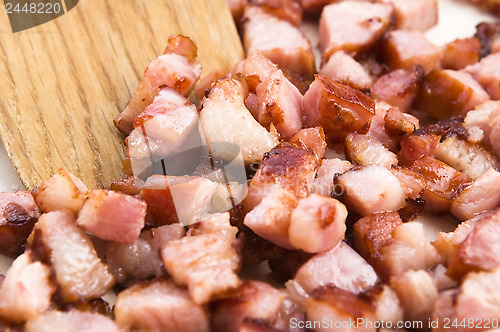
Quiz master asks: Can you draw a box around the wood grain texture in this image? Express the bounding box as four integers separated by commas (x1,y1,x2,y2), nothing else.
0,0,243,190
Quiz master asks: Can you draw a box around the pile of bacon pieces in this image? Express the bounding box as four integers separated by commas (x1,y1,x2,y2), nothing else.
1,0,500,331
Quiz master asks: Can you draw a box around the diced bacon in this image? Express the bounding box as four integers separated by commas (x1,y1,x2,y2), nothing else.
390,269,438,327
212,281,284,332
231,51,279,91
384,106,419,136
475,22,500,56
109,176,141,195
256,69,303,140
365,101,399,151
244,188,297,249
105,232,164,286
411,157,472,212
353,211,403,262
114,35,201,135
431,264,458,291
345,133,398,168
0,191,40,256
298,0,333,14
397,132,440,166
288,194,347,253
447,210,500,279
288,127,327,161
441,37,481,70
451,168,500,220
463,100,500,158
126,102,199,160
415,69,490,119
335,165,406,216
432,289,459,332
114,279,210,332
294,241,379,294
466,52,500,100
29,211,115,302
251,0,303,26
306,286,376,332
379,30,441,74
77,189,146,244
0,253,55,323
243,6,315,77
144,223,186,254
366,285,404,325
31,169,87,214
319,1,393,60
187,212,238,238
200,78,279,164
389,167,426,200
132,86,191,129
302,75,375,144
228,0,248,21
379,0,437,31
243,145,317,212
319,51,373,91
25,310,120,332
435,135,500,181
161,233,241,304
310,158,352,196
455,266,500,330
370,67,424,113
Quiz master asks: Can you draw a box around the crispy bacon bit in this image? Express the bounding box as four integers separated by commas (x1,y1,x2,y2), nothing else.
319,1,393,61
370,67,424,113
335,165,406,216
0,253,55,323
31,169,87,214
302,75,376,144
288,194,347,253
379,0,438,31
345,133,398,168
379,30,441,74
243,6,315,77
250,0,303,26
25,310,120,332
463,100,500,158
114,35,201,135
212,281,284,332
29,211,115,302
397,132,440,166
415,69,490,119
288,127,327,161
231,51,279,91
384,106,419,136
256,69,303,140
389,167,426,200
410,157,472,212
306,286,376,331
310,158,352,196
77,189,146,244
161,233,241,304
319,51,373,91
109,176,141,195
114,279,210,332
365,101,400,151
466,52,500,100
441,37,481,70
390,269,438,326
200,78,279,164
451,168,500,220
294,241,379,294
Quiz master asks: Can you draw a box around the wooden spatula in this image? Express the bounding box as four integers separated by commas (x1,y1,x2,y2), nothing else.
0,0,244,190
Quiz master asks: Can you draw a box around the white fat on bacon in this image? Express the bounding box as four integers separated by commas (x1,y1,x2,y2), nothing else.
319,51,373,91
310,158,352,197
77,189,146,244
466,52,500,100
231,51,278,92
114,279,210,332
29,211,115,302
31,168,87,214
379,0,438,31
25,310,120,332
345,133,398,168
463,100,500,159
0,253,54,323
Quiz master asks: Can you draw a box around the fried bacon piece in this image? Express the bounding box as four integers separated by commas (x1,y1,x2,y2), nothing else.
0,191,40,256
231,51,279,92
212,281,284,332
441,37,481,70
250,0,303,26
366,285,404,326
29,211,115,302
243,6,315,77
475,22,500,57
256,69,303,140
0,252,54,324
379,0,438,31
345,133,398,168
389,166,426,200
114,279,210,332
397,132,440,166
302,75,375,144
288,127,327,161
31,169,87,214
25,310,120,332
463,100,500,158
114,35,201,135
319,1,393,61
319,51,373,91
466,52,500,100
310,158,352,197
77,189,146,244
294,241,379,294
